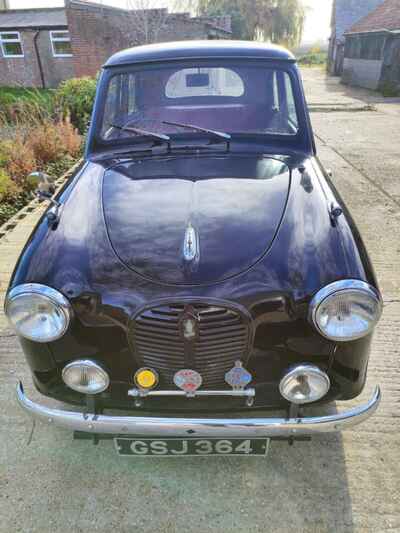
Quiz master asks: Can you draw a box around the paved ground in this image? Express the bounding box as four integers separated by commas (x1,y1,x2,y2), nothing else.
0,68,399,533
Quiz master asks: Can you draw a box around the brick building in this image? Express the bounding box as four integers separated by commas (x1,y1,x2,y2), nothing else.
342,0,400,91
0,0,231,88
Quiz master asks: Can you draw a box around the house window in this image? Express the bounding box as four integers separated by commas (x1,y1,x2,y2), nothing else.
50,30,72,57
0,32,24,58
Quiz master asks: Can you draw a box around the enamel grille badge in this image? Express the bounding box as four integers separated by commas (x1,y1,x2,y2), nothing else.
225,361,252,390
174,369,202,396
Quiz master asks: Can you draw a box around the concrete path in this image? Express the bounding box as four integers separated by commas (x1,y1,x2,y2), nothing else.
303,67,400,115
0,69,399,533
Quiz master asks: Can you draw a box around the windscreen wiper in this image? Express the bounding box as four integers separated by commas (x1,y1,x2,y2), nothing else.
110,123,171,148
162,120,231,150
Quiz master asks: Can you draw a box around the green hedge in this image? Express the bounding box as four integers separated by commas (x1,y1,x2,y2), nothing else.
54,77,97,134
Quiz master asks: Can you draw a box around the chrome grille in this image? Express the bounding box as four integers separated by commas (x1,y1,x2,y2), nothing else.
131,303,251,387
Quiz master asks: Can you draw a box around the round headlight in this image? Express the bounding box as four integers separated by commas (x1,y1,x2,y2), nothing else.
62,360,110,394
5,284,72,342
280,364,330,404
310,280,382,341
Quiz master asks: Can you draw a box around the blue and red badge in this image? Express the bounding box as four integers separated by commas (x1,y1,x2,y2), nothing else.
225,361,252,390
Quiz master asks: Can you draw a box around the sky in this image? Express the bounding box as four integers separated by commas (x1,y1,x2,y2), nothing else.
7,0,333,44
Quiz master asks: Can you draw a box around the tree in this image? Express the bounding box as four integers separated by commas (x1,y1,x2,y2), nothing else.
197,0,305,47
125,0,197,44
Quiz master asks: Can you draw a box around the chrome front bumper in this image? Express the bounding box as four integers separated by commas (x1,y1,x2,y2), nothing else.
16,382,381,438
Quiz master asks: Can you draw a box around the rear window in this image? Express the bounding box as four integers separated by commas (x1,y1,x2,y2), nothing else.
165,68,245,98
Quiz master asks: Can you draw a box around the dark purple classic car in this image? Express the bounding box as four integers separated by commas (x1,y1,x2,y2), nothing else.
7,41,382,456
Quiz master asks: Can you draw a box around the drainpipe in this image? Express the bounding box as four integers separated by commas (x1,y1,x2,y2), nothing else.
33,30,46,89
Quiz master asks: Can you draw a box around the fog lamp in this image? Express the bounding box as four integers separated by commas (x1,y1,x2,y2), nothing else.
134,368,159,390
62,360,110,394
279,364,330,405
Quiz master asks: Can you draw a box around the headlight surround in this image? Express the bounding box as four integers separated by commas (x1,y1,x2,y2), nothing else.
62,360,110,394
5,283,72,342
309,280,382,341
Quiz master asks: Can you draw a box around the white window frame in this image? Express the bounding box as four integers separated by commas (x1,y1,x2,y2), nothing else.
50,30,72,58
0,31,24,58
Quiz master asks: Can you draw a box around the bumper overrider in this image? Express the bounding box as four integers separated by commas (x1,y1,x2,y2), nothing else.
16,382,381,438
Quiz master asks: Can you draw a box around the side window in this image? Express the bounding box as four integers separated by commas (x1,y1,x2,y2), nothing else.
127,74,137,114
102,74,137,138
284,73,298,127
0,32,24,58
102,75,121,137
273,71,279,110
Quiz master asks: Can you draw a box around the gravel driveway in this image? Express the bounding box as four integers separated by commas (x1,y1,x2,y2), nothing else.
0,69,399,533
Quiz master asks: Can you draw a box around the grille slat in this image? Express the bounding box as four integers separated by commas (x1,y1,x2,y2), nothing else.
132,303,250,387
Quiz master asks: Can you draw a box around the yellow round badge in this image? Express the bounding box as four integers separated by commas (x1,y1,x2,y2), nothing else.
135,369,158,389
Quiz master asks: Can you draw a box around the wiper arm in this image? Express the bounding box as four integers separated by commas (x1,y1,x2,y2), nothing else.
110,123,171,147
162,120,231,148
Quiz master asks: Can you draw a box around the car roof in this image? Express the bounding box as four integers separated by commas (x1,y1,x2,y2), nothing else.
104,40,296,67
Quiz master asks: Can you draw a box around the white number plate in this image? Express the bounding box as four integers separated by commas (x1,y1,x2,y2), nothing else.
114,438,270,457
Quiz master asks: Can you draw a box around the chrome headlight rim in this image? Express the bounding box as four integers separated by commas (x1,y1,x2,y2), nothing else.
309,279,382,342
62,359,110,395
5,283,73,342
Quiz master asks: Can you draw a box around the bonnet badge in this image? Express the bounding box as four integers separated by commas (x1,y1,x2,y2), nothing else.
183,223,199,263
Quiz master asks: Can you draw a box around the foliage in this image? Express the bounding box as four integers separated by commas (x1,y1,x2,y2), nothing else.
298,50,327,66
0,168,30,226
0,86,53,107
0,168,20,202
0,137,37,186
0,92,83,227
54,77,97,134
0,193,30,226
380,81,400,98
0,87,54,126
197,0,305,47
27,118,82,165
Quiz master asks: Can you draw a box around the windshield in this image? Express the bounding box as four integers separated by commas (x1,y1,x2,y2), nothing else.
100,64,299,141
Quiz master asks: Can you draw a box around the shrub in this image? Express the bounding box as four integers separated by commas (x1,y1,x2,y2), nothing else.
0,168,21,202
0,193,30,226
55,77,97,134
26,118,82,165
380,81,400,97
0,87,84,227
1,137,37,187
0,87,54,126
298,51,327,66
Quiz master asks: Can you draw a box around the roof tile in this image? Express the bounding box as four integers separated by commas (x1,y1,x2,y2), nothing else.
348,0,400,33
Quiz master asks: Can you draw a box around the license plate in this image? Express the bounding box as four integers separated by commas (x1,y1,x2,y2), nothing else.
114,437,270,457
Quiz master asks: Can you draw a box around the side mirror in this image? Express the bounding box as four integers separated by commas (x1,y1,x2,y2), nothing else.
27,172,61,227
27,172,56,199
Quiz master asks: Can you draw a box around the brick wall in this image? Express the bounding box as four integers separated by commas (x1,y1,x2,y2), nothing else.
66,1,230,79
0,28,74,88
